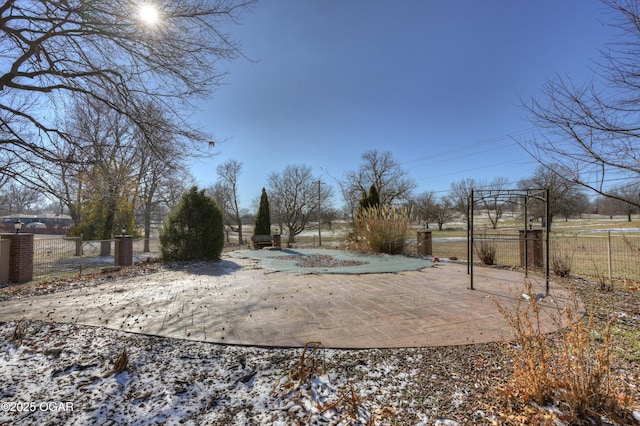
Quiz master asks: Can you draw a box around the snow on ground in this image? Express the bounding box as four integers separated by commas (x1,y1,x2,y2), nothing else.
0,320,510,425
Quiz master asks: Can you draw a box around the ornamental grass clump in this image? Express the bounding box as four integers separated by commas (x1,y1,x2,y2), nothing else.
496,281,635,424
551,246,572,277
474,238,497,265
351,205,410,255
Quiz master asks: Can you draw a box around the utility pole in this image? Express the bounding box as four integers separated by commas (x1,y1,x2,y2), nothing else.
318,179,322,246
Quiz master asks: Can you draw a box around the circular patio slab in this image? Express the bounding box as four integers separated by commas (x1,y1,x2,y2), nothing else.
0,253,576,349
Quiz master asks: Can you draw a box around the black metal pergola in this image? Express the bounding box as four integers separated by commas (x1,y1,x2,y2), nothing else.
468,188,551,294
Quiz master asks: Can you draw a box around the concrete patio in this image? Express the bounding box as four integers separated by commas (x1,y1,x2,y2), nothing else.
0,253,575,349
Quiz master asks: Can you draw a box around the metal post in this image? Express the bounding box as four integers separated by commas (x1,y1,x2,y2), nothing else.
545,188,551,295
607,230,612,280
524,191,529,277
317,180,322,246
469,190,474,290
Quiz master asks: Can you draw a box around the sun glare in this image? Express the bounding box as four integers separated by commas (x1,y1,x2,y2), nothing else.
138,4,159,25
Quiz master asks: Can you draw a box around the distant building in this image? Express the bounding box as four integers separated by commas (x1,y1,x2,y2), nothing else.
1,213,73,234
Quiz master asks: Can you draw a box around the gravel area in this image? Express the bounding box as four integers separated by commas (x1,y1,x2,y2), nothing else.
274,254,367,268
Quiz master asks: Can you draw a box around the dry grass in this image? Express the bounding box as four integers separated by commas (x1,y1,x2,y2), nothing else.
274,341,394,425
11,318,28,346
496,281,636,424
316,383,375,426
288,341,325,385
105,349,129,377
474,238,497,265
551,246,572,277
348,205,410,255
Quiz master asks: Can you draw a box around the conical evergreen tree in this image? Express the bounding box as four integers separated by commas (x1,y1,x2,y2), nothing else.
254,187,271,235
359,184,380,210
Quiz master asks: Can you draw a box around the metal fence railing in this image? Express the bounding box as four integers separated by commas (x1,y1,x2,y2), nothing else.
33,236,161,279
31,232,640,282
424,231,640,282
549,232,640,281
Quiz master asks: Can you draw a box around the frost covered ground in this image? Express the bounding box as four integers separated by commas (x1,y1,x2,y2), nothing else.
1,320,513,425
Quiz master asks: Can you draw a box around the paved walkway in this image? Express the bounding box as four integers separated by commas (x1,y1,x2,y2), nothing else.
0,255,576,349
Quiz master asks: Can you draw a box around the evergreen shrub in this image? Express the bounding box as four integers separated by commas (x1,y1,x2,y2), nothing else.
254,187,271,235
160,186,224,261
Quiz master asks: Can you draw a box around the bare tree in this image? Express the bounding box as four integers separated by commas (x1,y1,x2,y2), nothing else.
159,172,197,214
413,191,437,228
431,198,455,231
63,99,139,253
596,182,640,220
518,164,587,225
0,181,41,214
268,164,332,244
479,177,511,229
521,0,640,208
449,178,478,224
613,183,640,221
343,150,416,205
1,0,253,182
320,206,340,230
336,179,362,226
210,159,245,244
130,104,185,252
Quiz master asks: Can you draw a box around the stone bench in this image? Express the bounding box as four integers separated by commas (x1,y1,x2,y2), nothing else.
251,235,273,249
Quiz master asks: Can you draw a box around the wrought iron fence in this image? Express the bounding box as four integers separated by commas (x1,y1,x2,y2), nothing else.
428,231,640,281
33,236,161,279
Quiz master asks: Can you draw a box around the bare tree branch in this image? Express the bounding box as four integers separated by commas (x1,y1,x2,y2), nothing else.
520,0,640,208
1,0,254,179
343,150,416,206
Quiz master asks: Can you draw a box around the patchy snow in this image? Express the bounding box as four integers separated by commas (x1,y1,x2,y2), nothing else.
0,320,511,425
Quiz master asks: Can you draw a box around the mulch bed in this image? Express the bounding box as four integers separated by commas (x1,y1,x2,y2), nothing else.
274,254,367,268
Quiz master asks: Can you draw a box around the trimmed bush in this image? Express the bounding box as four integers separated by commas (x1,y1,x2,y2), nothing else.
160,186,224,261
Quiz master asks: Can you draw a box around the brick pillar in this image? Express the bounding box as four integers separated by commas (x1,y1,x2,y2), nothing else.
114,236,133,266
272,234,282,248
417,231,432,256
519,229,543,268
0,238,9,284
2,233,34,283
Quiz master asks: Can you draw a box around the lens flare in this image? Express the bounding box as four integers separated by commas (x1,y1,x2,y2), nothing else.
139,4,159,25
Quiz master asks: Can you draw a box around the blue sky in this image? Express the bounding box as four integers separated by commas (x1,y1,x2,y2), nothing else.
192,1,616,208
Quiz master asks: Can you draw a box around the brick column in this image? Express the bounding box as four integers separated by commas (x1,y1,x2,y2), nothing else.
519,229,543,268
114,236,133,266
1,233,34,283
417,231,432,256
0,238,9,284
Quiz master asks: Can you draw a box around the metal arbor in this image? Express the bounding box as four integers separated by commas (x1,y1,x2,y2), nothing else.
468,188,551,294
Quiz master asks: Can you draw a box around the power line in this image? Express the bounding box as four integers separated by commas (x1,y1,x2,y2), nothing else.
400,128,537,167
